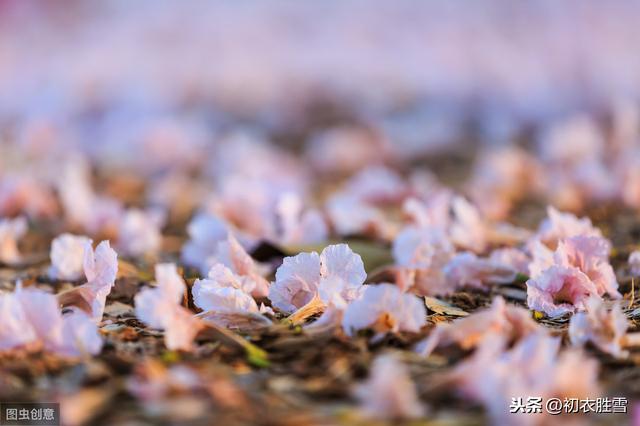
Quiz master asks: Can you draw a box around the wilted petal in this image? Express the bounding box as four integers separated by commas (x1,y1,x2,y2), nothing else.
49,234,92,281
343,284,426,336
355,354,424,419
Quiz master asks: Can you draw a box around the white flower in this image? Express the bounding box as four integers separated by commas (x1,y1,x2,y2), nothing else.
193,265,260,313
443,252,518,290
534,206,602,247
49,233,92,281
181,213,233,274
355,354,425,419
206,233,270,298
342,284,426,336
0,284,102,356
269,244,366,314
116,208,165,257
135,263,201,351
82,241,119,321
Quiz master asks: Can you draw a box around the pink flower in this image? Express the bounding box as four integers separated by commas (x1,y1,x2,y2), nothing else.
569,297,630,358
629,250,640,276
443,252,519,290
526,266,598,317
450,332,599,426
269,244,366,314
0,216,27,264
275,192,328,247
116,208,165,257
449,196,488,253
57,311,104,357
402,191,452,229
49,233,92,281
534,206,602,248
80,241,119,321
392,226,453,295
416,297,540,357
192,264,273,329
180,213,235,274
327,194,394,240
527,234,619,317
206,234,270,298
341,166,408,205
342,284,426,337
354,354,425,419
0,284,102,356
553,236,619,298
488,248,530,275
57,157,124,235
135,263,202,351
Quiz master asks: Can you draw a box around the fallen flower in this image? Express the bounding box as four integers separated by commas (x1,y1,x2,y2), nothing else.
553,236,619,298
275,192,328,247
526,235,620,317
192,264,271,329
342,283,426,337
392,226,453,295
0,216,27,264
526,265,599,317
116,208,165,257
49,233,92,281
449,331,600,426
135,263,202,351
0,283,102,356
534,206,602,248
80,241,119,321
416,297,540,357
206,233,270,298
443,252,519,290
354,353,425,420
269,244,367,315
568,297,630,358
